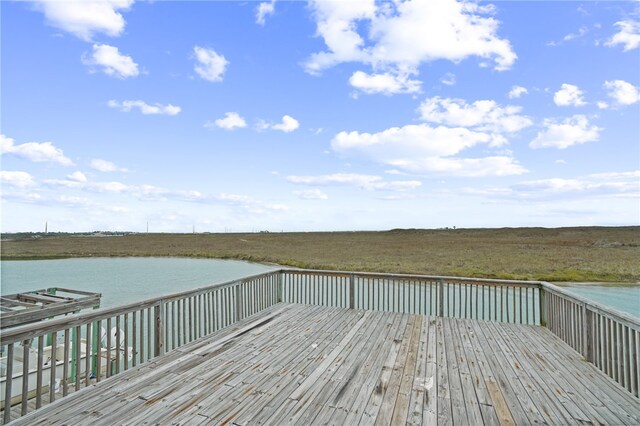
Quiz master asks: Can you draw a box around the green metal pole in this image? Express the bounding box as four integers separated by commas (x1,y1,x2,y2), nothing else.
71,327,78,382
92,320,100,376
46,288,57,346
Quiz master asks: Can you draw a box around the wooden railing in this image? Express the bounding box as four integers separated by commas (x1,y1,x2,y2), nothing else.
1,268,637,424
0,270,280,423
282,269,542,324
540,282,639,398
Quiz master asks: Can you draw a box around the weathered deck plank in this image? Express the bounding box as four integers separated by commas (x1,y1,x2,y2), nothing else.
9,303,640,425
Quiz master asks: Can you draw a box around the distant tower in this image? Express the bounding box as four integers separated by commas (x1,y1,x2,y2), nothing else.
193,225,195,234
45,221,48,233
146,222,149,233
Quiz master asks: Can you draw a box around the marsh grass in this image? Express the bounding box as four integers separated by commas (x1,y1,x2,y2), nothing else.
2,227,638,282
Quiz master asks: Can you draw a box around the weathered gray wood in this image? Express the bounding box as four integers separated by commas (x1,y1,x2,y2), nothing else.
448,319,483,426
7,300,640,426
176,306,355,424
388,314,422,425
454,319,499,426
35,335,44,409
435,316,452,426
405,315,429,425
483,320,569,425
422,317,438,425
327,313,402,425
3,343,14,424
234,307,372,425
286,311,390,425
443,318,469,425
468,320,531,424
339,314,409,426
527,322,640,424
502,322,613,425
20,341,29,416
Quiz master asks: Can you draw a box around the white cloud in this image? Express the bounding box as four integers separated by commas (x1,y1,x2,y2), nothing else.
67,171,87,182
604,80,640,106
597,101,609,110
440,72,456,86
464,170,640,202
30,0,133,41
305,0,516,80
42,178,83,189
547,26,588,46
1,134,74,166
0,171,36,188
193,46,228,82
217,193,253,204
90,158,127,172
514,176,639,196
553,84,586,106
108,100,181,115
331,123,527,176
45,176,208,203
2,192,42,203
563,26,588,42
260,115,300,133
216,192,288,213
605,20,640,51
293,189,329,200
90,181,129,193
349,70,421,95
273,115,300,132
389,156,527,177
207,112,247,130
508,85,528,99
287,173,421,191
418,96,532,133
530,115,601,149
589,170,640,180
83,44,139,78
333,124,489,159
256,0,276,26
134,185,205,202
56,195,94,208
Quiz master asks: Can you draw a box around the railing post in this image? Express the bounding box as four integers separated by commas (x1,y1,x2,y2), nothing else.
235,283,243,321
584,304,593,362
349,274,355,309
539,286,547,327
3,343,14,424
277,271,283,303
154,301,164,357
438,279,445,317
21,340,30,416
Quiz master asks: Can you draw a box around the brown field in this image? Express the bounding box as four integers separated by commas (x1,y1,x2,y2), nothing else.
1,227,639,282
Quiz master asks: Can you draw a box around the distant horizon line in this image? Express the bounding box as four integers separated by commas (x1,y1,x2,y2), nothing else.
2,224,639,236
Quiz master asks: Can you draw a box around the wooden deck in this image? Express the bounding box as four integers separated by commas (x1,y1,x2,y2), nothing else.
11,303,640,425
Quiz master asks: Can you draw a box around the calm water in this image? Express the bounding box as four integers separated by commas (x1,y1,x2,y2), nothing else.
0,257,276,308
557,283,639,317
1,258,638,318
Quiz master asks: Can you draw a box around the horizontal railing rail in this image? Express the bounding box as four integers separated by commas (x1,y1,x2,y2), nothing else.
540,281,639,398
0,270,281,424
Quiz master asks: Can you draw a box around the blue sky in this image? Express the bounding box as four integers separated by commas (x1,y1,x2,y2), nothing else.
1,0,639,232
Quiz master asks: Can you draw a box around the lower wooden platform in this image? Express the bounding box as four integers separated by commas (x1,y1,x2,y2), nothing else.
10,303,640,425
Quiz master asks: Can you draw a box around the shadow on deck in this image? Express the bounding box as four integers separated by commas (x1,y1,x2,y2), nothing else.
11,303,640,425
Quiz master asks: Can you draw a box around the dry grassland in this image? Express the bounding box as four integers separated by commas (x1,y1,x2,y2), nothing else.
2,227,639,282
